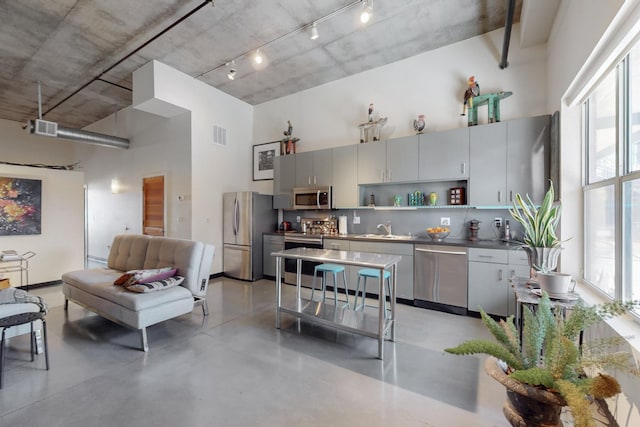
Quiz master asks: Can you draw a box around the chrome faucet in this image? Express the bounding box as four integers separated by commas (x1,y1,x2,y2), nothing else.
377,221,392,236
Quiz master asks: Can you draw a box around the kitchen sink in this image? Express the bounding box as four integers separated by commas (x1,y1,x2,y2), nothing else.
354,234,416,240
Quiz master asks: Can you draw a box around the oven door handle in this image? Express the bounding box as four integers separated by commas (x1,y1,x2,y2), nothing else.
285,236,323,245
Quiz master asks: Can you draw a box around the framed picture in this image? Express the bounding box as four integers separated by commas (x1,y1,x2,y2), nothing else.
253,141,280,181
0,176,42,235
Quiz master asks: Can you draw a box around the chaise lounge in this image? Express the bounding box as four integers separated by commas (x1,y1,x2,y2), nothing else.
62,234,215,351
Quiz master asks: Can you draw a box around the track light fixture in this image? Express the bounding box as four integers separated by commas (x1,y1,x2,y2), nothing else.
360,0,373,23
310,22,319,40
226,61,236,80
254,49,263,65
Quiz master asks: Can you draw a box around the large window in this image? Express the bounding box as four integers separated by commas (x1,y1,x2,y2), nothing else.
584,41,640,308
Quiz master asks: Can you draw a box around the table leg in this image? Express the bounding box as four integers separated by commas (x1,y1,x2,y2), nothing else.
377,267,384,360
276,256,282,329
390,263,397,342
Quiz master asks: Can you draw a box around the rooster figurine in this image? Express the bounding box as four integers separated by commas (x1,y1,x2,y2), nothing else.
413,114,426,134
461,75,480,116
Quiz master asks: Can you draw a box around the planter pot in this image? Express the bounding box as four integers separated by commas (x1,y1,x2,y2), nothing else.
485,357,566,427
522,246,562,276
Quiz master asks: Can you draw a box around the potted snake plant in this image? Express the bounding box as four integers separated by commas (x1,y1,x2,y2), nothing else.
445,292,640,427
509,181,562,274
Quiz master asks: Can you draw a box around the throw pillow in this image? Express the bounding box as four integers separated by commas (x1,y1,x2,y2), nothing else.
139,268,177,284
113,267,175,287
125,276,185,293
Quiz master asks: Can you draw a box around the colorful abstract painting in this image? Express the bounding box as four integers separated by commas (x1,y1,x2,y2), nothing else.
0,177,42,235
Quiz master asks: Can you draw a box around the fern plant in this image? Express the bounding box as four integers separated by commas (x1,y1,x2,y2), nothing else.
445,292,640,427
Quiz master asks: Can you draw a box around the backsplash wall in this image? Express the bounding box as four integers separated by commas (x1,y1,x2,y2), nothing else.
282,208,522,242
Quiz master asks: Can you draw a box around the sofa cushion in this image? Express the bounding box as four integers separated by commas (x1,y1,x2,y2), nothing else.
63,268,192,311
108,234,151,271
125,276,184,293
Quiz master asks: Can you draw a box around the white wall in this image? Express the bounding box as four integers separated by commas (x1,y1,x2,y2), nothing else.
76,106,192,260
97,60,256,274
0,164,84,285
546,0,623,278
253,24,549,153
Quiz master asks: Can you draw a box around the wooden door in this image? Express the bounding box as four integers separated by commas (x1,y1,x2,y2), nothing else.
143,176,165,236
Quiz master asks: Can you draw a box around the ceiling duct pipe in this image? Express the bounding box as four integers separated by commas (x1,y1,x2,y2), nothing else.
27,119,130,149
499,0,516,69
27,82,130,149
55,125,130,149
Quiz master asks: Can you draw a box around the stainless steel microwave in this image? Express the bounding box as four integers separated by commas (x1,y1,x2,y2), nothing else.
293,186,333,210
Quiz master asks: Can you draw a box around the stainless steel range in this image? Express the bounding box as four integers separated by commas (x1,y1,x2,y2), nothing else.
283,217,337,286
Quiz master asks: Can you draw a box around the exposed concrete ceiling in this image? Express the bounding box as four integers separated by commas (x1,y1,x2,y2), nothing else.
0,0,561,130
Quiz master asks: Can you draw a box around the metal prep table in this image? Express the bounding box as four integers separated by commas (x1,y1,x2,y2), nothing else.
272,247,401,360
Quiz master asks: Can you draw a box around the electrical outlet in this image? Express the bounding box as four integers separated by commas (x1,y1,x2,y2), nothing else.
494,217,502,228
296,216,301,223
353,216,361,224
441,217,450,226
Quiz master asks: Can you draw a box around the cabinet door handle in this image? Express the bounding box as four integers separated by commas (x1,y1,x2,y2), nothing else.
510,190,513,202
477,255,493,259
308,176,311,185
381,169,385,181
313,176,317,185
387,169,391,181
498,191,502,202
498,269,503,281
461,163,466,175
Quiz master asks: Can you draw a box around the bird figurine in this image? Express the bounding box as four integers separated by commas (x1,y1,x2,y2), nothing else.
413,114,426,134
368,103,374,122
461,75,480,116
283,120,293,137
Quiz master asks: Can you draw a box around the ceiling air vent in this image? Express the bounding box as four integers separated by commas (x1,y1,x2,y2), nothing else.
213,125,227,146
34,119,58,137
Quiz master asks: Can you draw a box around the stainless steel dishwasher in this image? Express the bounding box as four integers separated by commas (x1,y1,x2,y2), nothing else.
414,245,468,315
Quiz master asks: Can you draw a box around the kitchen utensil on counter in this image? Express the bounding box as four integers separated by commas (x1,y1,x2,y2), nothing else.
468,219,479,241
338,215,348,235
280,221,292,231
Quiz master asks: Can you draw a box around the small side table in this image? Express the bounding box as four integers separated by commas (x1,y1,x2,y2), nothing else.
510,276,582,347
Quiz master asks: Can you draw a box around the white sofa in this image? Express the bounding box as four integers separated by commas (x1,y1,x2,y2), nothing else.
62,234,215,351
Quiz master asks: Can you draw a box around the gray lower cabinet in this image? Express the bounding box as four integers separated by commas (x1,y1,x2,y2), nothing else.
263,234,284,278
467,248,509,316
507,249,531,316
323,239,352,293
419,127,469,180
332,145,358,208
348,240,414,300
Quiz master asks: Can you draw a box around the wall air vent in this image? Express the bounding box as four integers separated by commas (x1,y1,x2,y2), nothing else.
34,119,58,137
213,125,227,146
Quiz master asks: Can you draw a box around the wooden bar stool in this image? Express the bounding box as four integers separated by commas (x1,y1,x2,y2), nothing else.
354,268,392,318
310,264,350,307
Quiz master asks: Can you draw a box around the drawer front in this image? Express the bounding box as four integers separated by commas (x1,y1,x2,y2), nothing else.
508,248,530,266
468,248,508,264
349,241,413,255
324,239,350,251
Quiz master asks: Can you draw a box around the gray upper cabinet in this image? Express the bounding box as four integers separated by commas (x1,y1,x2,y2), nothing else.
295,149,333,187
274,155,295,194
332,145,358,208
469,121,507,206
386,135,419,183
506,115,550,205
419,128,469,180
357,141,387,184
357,136,418,184
469,115,550,207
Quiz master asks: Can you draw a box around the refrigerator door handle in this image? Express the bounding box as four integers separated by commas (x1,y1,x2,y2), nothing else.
234,196,239,235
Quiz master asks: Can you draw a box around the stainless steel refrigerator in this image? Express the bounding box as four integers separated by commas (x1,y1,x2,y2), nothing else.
223,192,276,281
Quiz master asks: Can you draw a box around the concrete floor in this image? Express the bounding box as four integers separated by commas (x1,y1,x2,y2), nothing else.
0,277,509,426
